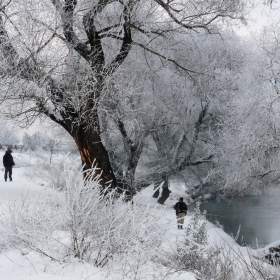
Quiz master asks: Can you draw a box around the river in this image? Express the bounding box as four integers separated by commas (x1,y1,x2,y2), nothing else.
192,195,280,248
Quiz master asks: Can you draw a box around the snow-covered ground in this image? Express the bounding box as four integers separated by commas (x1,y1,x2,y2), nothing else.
0,152,276,280
0,152,196,279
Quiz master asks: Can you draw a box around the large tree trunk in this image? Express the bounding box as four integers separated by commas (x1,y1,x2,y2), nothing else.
72,127,117,189
62,105,117,190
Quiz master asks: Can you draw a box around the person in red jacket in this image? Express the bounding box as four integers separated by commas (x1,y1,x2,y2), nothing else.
3,149,15,182
174,197,188,229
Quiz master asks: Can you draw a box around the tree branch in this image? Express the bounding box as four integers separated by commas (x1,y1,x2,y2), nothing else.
82,0,111,66
133,41,199,78
55,0,90,61
0,14,19,67
105,3,132,75
177,102,210,171
0,13,78,127
154,0,241,30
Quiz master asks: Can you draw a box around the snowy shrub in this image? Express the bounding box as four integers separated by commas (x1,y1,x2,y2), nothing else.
0,165,170,279
0,193,59,259
45,161,70,190
23,154,81,190
175,201,212,271
199,242,280,280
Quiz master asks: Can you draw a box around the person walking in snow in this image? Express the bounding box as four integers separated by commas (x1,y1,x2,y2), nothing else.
174,197,188,229
3,149,15,182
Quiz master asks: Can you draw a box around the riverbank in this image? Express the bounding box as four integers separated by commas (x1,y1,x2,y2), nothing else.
194,195,280,248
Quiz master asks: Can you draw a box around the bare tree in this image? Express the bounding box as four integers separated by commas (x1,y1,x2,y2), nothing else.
0,0,246,190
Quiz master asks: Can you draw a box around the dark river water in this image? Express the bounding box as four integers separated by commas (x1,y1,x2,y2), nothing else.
190,195,280,248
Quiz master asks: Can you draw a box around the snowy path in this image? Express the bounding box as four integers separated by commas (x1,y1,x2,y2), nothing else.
0,152,53,203
0,167,49,203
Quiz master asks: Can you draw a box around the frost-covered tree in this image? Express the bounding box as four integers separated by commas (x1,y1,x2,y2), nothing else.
0,120,19,146
22,131,59,152
0,0,247,190
22,132,42,151
100,31,252,195
208,24,280,196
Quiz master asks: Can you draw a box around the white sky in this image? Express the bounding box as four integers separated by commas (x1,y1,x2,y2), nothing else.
237,2,280,36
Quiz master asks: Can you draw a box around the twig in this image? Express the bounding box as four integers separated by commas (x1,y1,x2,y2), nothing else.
4,253,24,267
25,256,37,274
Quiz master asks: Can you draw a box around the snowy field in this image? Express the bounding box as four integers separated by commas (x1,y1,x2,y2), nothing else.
0,152,278,280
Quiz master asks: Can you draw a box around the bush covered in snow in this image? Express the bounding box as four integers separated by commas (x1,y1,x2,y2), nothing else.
23,153,81,190
174,202,213,271
0,165,171,279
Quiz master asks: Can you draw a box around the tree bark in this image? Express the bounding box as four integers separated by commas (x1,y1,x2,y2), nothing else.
71,126,117,189
157,174,171,204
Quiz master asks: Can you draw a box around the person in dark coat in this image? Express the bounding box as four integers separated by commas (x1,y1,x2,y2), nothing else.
3,149,15,181
174,197,188,229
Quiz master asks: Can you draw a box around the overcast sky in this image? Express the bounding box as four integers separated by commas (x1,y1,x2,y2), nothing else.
237,2,280,36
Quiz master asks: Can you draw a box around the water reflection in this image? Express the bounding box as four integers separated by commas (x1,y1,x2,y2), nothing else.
191,196,280,248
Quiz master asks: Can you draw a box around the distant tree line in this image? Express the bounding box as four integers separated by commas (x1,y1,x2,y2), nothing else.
0,120,19,148
22,131,59,152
